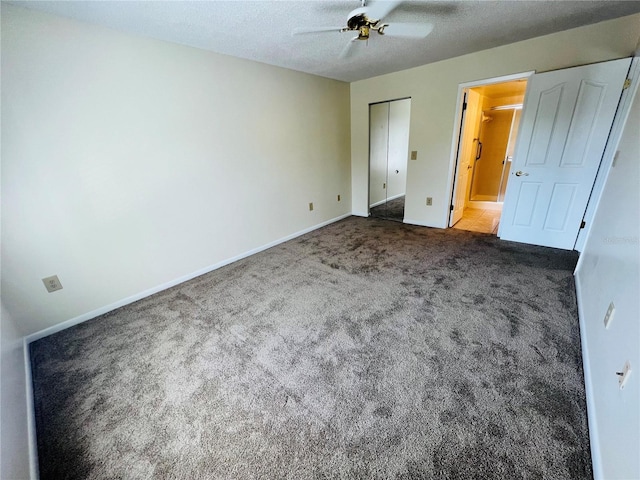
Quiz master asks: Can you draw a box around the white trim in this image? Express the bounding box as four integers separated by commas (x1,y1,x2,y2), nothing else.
574,274,603,480
386,192,405,202
25,212,352,344
445,71,535,228
23,338,39,480
369,192,405,209
467,201,503,211
458,71,537,89
402,218,435,228
574,56,640,252
352,211,369,217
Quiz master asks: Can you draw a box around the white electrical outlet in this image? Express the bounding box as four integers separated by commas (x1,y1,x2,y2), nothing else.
603,301,615,329
618,361,632,389
426,197,433,206
42,275,63,293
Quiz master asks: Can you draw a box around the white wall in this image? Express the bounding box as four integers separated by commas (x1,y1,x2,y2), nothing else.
574,82,639,479
0,303,30,479
1,5,351,336
350,14,640,223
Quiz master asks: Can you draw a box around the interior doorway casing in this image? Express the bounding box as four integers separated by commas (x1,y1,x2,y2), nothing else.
446,72,534,229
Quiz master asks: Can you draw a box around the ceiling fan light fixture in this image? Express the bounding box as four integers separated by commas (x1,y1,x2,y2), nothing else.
292,1,433,58
347,12,367,30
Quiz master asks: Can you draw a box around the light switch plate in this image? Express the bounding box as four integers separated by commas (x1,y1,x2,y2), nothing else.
411,151,418,160
604,301,615,328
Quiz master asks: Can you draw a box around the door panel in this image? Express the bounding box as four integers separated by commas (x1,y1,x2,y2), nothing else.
450,90,482,225
560,80,607,167
544,183,577,230
369,102,389,208
387,99,410,200
499,58,631,249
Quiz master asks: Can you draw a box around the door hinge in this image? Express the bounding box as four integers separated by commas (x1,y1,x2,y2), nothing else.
450,205,454,211
462,102,468,111
623,78,631,90
580,220,586,229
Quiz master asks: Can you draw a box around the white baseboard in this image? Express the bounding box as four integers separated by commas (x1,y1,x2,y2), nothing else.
23,211,353,477
403,218,439,228
369,193,406,209
466,201,503,212
25,212,351,345
574,273,603,480
386,193,405,202
23,338,39,480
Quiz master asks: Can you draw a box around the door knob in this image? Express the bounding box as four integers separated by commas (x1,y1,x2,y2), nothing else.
515,171,529,177
395,170,399,174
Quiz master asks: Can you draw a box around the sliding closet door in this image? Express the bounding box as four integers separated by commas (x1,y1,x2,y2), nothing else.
369,102,390,208
387,99,411,201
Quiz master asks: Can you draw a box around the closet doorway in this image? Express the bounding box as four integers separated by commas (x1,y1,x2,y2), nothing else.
368,98,411,222
450,79,527,234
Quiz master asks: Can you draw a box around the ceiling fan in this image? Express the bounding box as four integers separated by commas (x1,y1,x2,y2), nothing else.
292,0,434,58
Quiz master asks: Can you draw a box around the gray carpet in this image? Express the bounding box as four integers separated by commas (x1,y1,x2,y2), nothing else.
30,216,591,479
370,196,405,222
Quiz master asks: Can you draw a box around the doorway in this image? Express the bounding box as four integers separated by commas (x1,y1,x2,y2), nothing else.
450,78,528,234
369,98,411,222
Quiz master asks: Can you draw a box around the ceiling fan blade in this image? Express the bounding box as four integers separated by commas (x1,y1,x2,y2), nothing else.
382,22,434,38
292,26,345,35
339,37,360,59
365,0,403,21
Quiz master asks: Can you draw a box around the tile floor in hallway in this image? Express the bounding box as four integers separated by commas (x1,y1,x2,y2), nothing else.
452,207,501,234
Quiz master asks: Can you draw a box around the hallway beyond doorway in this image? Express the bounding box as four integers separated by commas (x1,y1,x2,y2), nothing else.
452,206,501,234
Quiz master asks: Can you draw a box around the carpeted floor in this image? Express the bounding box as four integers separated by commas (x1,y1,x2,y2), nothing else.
30,216,591,479
370,196,405,222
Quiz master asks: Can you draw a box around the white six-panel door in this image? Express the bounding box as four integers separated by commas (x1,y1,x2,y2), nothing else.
499,58,631,249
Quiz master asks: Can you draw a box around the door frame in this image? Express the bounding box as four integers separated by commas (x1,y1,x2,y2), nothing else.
446,71,534,227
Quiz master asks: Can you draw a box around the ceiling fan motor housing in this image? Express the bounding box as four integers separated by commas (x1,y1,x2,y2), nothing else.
347,7,382,39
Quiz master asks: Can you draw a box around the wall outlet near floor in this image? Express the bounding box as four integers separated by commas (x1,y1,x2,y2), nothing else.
426,197,433,206
618,360,632,389
603,301,615,328
411,151,418,160
309,202,314,211
337,194,341,202
42,275,63,293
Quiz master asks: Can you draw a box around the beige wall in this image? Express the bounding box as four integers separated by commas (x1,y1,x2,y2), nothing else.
1,5,351,336
350,14,640,225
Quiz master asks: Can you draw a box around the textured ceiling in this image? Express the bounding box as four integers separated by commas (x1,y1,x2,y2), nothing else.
9,0,640,82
